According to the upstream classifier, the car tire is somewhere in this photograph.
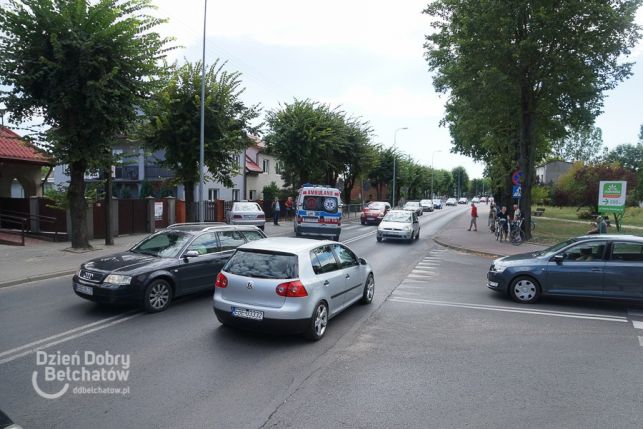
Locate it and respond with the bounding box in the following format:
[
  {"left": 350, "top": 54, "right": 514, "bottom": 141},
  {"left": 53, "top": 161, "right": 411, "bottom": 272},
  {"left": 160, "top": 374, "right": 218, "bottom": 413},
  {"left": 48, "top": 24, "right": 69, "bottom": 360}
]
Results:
[
  {"left": 333, "top": 234, "right": 340, "bottom": 241},
  {"left": 143, "top": 279, "right": 173, "bottom": 313},
  {"left": 509, "top": 276, "right": 541, "bottom": 304},
  {"left": 361, "top": 274, "right": 375, "bottom": 304},
  {"left": 415, "top": 229, "right": 420, "bottom": 240},
  {"left": 304, "top": 301, "right": 328, "bottom": 341},
  {"left": 361, "top": 220, "right": 366, "bottom": 225},
  {"left": 259, "top": 226, "right": 265, "bottom": 231},
  {"left": 376, "top": 236, "right": 382, "bottom": 242}
]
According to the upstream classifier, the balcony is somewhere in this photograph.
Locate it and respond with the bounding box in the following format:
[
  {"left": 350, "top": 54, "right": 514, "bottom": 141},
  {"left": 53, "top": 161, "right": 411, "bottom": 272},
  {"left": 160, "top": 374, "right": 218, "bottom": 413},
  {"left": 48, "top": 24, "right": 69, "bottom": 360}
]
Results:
[
  {"left": 144, "top": 166, "right": 175, "bottom": 179},
  {"left": 114, "top": 166, "right": 139, "bottom": 180}
]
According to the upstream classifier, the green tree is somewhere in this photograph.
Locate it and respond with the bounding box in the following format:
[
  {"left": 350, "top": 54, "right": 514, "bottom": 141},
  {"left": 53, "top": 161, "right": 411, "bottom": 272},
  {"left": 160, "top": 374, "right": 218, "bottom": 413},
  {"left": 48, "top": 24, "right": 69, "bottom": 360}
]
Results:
[
  {"left": 451, "top": 166, "right": 469, "bottom": 197},
  {"left": 424, "top": 0, "right": 642, "bottom": 238},
  {"left": 337, "top": 119, "right": 376, "bottom": 203},
  {"left": 551, "top": 125, "right": 607, "bottom": 163},
  {"left": 0, "top": 0, "right": 171, "bottom": 248},
  {"left": 366, "top": 146, "right": 397, "bottom": 202},
  {"left": 265, "top": 99, "right": 350, "bottom": 188},
  {"left": 141, "top": 60, "right": 260, "bottom": 221}
]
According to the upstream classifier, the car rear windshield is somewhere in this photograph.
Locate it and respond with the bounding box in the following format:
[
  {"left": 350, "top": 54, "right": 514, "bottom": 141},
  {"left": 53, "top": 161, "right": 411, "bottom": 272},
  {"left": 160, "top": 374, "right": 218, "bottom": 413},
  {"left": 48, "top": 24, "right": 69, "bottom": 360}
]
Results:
[
  {"left": 368, "top": 202, "right": 386, "bottom": 210},
  {"left": 234, "top": 203, "right": 261, "bottom": 211},
  {"left": 302, "top": 196, "right": 339, "bottom": 213},
  {"left": 224, "top": 250, "right": 298, "bottom": 279}
]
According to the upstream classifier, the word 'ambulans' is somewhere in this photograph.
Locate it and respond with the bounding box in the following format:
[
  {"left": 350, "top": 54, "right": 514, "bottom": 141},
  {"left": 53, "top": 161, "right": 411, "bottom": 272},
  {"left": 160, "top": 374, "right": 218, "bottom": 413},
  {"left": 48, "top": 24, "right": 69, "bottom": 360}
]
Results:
[{"left": 294, "top": 184, "right": 342, "bottom": 241}]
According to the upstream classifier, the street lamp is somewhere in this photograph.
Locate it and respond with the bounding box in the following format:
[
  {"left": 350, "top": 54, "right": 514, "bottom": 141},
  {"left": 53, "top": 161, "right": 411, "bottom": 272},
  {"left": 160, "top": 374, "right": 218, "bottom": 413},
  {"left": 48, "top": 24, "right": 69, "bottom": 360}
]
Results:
[
  {"left": 392, "top": 127, "right": 408, "bottom": 207},
  {"left": 431, "top": 150, "right": 442, "bottom": 200},
  {"left": 198, "top": 0, "right": 208, "bottom": 222}
]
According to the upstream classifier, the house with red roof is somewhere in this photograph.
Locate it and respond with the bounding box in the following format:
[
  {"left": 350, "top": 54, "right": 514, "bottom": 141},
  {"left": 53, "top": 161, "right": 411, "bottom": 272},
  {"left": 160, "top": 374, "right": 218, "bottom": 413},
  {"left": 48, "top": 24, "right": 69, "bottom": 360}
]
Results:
[
  {"left": 244, "top": 137, "right": 285, "bottom": 200},
  {"left": 0, "top": 127, "right": 52, "bottom": 198}
]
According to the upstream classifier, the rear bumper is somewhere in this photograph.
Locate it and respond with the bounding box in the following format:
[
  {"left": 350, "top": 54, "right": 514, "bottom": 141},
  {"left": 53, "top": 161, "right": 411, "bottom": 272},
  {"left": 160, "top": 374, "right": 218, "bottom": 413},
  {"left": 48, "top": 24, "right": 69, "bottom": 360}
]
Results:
[
  {"left": 214, "top": 308, "right": 309, "bottom": 334},
  {"left": 230, "top": 219, "right": 265, "bottom": 227},
  {"left": 295, "top": 224, "right": 340, "bottom": 237}
]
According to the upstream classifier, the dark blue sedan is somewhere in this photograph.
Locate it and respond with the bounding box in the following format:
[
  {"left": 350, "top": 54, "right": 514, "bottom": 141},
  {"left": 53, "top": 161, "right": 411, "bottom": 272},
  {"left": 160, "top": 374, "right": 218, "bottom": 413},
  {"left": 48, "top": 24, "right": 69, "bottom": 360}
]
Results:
[{"left": 487, "top": 235, "right": 643, "bottom": 303}]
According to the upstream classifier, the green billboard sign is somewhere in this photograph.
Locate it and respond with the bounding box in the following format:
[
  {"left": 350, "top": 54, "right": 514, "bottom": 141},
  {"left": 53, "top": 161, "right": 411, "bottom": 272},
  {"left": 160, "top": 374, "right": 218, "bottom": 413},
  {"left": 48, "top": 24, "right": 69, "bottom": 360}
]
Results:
[{"left": 598, "top": 181, "right": 627, "bottom": 214}]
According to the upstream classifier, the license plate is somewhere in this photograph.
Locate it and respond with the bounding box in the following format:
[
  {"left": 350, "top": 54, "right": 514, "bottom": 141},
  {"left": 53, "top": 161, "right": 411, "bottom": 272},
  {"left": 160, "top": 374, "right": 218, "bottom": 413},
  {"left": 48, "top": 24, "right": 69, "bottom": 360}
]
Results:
[
  {"left": 367, "top": 217, "right": 375, "bottom": 220},
  {"left": 231, "top": 307, "right": 263, "bottom": 320},
  {"left": 75, "top": 284, "right": 93, "bottom": 295},
  {"left": 303, "top": 217, "right": 318, "bottom": 223},
  {"left": 244, "top": 215, "right": 254, "bottom": 219}
]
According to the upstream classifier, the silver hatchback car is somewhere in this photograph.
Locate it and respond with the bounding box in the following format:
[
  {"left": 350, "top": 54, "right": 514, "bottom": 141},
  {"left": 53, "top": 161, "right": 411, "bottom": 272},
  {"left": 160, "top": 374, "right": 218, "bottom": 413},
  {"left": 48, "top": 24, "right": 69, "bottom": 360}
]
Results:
[
  {"left": 226, "top": 202, "right": 266, "bottom": 230},
  {"left": 213, "top": 237, "right": 374, "bottom": 340}
]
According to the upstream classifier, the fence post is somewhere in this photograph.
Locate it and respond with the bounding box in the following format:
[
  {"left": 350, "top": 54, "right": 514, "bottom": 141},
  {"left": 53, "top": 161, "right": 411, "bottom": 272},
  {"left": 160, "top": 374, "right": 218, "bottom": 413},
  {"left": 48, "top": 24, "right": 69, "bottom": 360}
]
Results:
[
  {"left": 145, "top": 196, "right": 155, "bottom": 233},
  {"left": 216, "top": 199, "right": 225, "bottom": 222},
  {"left": 111, "top": 197, "right": 119, "bottom": 237},
  {"left": 165, "top": 196, "right": 176, "bottom": 225},
  {"left": 29, "top": 196, "right": 40, "bottom": 233}
]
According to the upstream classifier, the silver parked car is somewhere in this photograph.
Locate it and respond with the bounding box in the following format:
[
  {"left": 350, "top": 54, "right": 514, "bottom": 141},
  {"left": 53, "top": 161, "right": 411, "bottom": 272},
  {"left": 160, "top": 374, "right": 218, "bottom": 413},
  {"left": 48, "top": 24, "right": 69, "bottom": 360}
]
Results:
[
  {"left": 403, "top": 200, "right": 423, "bottom": 216},
  {"left": 376, "top": 210, "right": 420, "bottom": 243},
  {"left": 419, "top": 199, "right": 434, "bottom": 212},
  {"left": 213, "top": 237, "right": 374, "bottom": 340},
  {"left": 226, "top": 202, "right": 265, "bottom": 230}
]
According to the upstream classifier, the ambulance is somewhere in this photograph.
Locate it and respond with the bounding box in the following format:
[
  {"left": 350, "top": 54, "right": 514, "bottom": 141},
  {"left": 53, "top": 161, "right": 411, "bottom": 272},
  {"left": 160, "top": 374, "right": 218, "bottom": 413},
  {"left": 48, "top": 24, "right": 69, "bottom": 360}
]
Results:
[{"left": 294, "top": 184, "right": 343, "bottom": 241}]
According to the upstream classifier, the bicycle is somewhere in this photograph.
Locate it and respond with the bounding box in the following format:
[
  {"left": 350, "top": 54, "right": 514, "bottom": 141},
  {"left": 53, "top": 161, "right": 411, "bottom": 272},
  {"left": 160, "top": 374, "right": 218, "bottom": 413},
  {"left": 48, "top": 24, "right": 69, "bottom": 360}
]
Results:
[
  {"left": 496, "top": 218, "right": 508, "bottom": 241},
  {"left": 510, "top": 219, "right": 526, "bottom": 245}
]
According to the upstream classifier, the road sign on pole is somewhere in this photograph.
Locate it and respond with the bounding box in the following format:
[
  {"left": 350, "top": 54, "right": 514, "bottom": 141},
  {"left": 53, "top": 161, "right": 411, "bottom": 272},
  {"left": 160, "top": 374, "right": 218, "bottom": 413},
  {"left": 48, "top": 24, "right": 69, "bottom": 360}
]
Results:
[
  {"left": 512, "top": 185, "right": 522, "bottom": 198},
  {"left": 598, "top": 181, "right": 627, "bottom": 214}
]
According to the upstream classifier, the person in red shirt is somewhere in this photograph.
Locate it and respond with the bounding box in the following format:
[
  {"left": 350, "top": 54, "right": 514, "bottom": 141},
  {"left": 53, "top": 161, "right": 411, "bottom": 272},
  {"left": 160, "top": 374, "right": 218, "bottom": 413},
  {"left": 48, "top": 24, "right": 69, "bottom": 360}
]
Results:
[{"left": 468, "top": 202, "right": 478, "bottom": 231}]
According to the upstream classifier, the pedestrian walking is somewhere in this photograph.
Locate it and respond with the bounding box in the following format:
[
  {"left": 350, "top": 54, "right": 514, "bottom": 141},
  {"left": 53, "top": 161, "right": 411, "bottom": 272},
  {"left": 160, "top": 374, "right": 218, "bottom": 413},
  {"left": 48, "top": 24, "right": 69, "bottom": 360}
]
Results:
[
  {"left": 467, "top": 202, "right": 478, "bottom": 231},
  {"left": 285, "top": 196, "right": 293, "bottom": 221},
  {"left": 271, "top": 197, "right": 281, "bottom": 225}
]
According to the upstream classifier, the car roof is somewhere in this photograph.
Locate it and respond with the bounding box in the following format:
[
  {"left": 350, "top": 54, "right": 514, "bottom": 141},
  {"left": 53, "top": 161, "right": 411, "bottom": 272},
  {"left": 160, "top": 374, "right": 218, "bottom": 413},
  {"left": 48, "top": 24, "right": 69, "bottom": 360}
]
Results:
[
  {"left": 574, "top": 234, "right": 643, "bottom": 243},
  {"left": 238, "top": 237, "right": 336, "bottom": 253},
  {"left": 166, "top": 223, "right": 260, "bottom": 233}
]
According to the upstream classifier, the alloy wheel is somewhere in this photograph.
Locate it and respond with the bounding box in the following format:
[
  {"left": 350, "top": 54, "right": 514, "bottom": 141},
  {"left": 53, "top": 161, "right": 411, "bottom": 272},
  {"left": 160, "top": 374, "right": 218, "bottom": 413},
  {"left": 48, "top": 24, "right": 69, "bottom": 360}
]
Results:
[
  {"left": 314, "top": 304, "right": 328, "bottom": 337},
  {"left": 149, "top": 282, "right": 170, "bottom": 310}
]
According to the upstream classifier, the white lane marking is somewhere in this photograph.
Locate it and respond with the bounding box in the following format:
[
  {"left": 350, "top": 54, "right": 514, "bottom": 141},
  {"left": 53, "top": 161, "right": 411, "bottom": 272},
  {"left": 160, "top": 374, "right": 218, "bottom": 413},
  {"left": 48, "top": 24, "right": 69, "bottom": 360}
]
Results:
[
  {"left": 398, "top": 285, "right": 425, "bottom": 289},
  {"left": 342, "top": 231, "right": 376, "bottom": 244},
  {"left": 393, "top": 290, "right": 420, "bottom": 296},
  {"left": 416, "top": 262, "right": 439, "bottom": 267},
  {"left": 408, "top": 274, "right": 433, "bottom": 279},
  {"left": 632, "top": 321, "right": 643, "bottom": 330},
  {"left": 639, "top": 336, "right": 643, "bottom": 347},
  {"left": 412, "top": 270, "right": 434, "bottom": 275},
  {"left": 0, "top": 311, "right": 142, "bottom": 365},
  {"left": 401, "top": 279, "right": 426, "bottom": 284},
  {"left": 388, "top": 297, "right": 629, "bottom": 323},
  {"left": 412, "top": 267, "right": 435, "bottom": 272},
  {"left": 342, "top": 225, "right": 362, "bottom": 231}
]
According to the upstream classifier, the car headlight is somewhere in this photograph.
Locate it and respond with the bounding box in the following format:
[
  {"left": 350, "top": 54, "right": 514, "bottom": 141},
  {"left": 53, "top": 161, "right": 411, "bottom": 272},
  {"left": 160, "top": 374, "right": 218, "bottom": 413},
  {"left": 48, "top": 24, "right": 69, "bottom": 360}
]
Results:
[
  {"left": 104, "top": 274, "right": 132, "bottom": 285},
  {"left": 404, "top": 225, "right": 412, "bottom": 231},
  {"left": 493, "top": 265, "right": 508, "bottom": 273}
]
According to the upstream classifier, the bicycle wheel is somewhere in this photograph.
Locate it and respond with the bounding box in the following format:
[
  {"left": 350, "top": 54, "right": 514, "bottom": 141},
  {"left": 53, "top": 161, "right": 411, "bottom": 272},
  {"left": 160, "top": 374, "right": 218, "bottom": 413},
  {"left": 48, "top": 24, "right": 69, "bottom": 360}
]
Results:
[
  {"left": 531, "top": 220, "right": 536, "bottom": 231},
  {"left": 512, "top": 229, "right": 526, "bottom": 246}
]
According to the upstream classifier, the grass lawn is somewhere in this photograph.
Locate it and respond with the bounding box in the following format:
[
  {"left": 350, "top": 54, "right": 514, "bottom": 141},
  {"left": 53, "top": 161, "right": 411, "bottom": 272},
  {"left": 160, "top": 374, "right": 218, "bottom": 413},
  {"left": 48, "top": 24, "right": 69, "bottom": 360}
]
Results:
[
  {"left": 531, "top": 217, "right": 643, "bottom": 245},
  {"left": 536, "top": 206, "right": 643, "bottom": 227}
]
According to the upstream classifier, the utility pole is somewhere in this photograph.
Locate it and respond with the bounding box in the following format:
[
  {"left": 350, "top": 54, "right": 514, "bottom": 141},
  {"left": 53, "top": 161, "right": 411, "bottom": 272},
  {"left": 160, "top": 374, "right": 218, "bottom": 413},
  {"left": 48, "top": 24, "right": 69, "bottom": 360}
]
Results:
[{"left": 198, "top": 0, "right": 208, "bottom": 222}]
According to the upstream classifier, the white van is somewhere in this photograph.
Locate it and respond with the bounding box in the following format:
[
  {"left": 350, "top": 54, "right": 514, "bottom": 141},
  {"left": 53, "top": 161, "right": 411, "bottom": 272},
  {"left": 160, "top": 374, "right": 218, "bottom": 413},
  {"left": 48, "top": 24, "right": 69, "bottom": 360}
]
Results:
[{"left": 294, "top": 185, "right": 342, "bottom": 240}]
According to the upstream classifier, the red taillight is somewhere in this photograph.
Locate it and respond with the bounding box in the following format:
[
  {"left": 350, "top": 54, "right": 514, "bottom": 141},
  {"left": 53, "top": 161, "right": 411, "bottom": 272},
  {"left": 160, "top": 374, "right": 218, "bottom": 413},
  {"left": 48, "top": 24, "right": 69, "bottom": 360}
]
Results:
[
  {"left": 275, "top": 280, "right": 308, "bottom": 297},
  {"left": 297, "top": 216, "right": 303, "bottom": 224},
  {"left": 215, "top": 273, "right": 228, "bottom": 288},
  {"left": 257, "top": 214, "right": 265, "bottom": 219},
  {"left": 233, "top": 215, "right": 242, "bottom": 219}
]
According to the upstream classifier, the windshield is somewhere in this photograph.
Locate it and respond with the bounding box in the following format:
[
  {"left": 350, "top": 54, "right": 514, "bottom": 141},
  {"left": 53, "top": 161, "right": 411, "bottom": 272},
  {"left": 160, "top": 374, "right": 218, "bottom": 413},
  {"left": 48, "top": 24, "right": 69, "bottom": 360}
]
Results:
[
  {"left": 404, "top": 202, "right": 419, "bottom": 208},
  {"left": 536, "top": 238, "right": 578, "bottom": 256},
  {"left": 224, "top": 250, "right": 298, "bottom": 279},
  {"left": 234, "top": 203, "right": 261, "bottom": 211},
  {"left": 130, "top": 231, "right": 192, "bottom": 258},
  {"left": 383, "top": 212, "right": 412, "bottom": 223},
  {"left": 367, "top": 202, "right": 386, "bottom": 210}
]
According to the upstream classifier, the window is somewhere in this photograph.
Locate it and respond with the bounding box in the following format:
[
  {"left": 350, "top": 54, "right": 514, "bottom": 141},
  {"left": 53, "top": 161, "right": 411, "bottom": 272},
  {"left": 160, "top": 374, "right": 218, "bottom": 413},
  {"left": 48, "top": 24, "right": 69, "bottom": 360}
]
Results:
[
  {"left": 332, "top": 244, "right": 358, "bottom": 269},
  {"left": 217, "top": 231, "right": 246, "bottom": 251},
  {"left": 275, "top": 161, "right": 282, "bottom": 174},
  {"left": 241, "top": 230, "right": 266, "bottom": 242},
  {"left": 208, "top": 188, "right": 219, "bottom": 201},
  {"left": 232, "top": 189, "right": 240, "bottom": 201},
  {"left": 610, "top": 242, "right": 643, "bottom": 262},
  {"left": 249, "top": 190, "right": 257, "bottom": 200},
  {"left": 263, "top": 159, "right": 270, "bottom": 173},
  {"left": 187, "top": 233, "right": 219, "bottom": 255},
  {"left": 131, "top": 231, "right": 191, "bottom": 258},
  {"left": 224, "top": 250, "right": 297, "bottom": 279},
  {"left": 559, "top": 241, "right": 607, "bottom": 262},
  {"left": 310, "top": 245, "right": 339, "bottom": 274}
]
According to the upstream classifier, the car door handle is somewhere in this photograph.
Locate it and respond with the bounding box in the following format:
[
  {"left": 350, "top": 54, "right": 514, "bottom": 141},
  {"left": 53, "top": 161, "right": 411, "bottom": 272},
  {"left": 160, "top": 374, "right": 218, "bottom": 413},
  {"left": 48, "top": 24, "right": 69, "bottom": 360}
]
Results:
[
  {"left": 323, "top": 280, "right": 330, "bottom": 286},
  {"left": 345, "top": 274, "right": 350, "bottom": 279},
  {"left": 591, "top": 268, "right": 602, "bottom": 272}
]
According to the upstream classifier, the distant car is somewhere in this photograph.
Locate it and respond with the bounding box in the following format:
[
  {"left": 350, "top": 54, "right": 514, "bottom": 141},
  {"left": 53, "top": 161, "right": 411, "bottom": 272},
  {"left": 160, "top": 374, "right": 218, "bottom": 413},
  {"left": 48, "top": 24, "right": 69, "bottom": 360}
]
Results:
[
  {"left": 360, "top": 201, "right": 391, "bottom": 225},
  {"left": 403, "top": 201, "right": 423, "bottom": 216},
  {"left": 479, "top": 197, "right": 487, "bottom": 203},
  {"left": 73, "top": 223, "right": 267, "bottom": 313},
  {"left": 445, "top": 198, "right": 457, "bottom": 206},
  {"left": 419, "top": 199, "right": 434, "bottom": 212},
  {"left": 213, "top": 237, "right": 374, "bottom": 340},
  {"left": 376, "top": 210, "right": 420, "bottom": 243},
  {"left": 471, "top": 197, "right": 480, "bottom": 203},
  {"left": 487, "top": 235, "right": 643, "bottom": 304},
  {"left": 226, "top": 202, "right": 265, "bottom": 231},
  {"left": 458, "top": 197, "right": 468, "bottom": 204},
  {"left": 432, "top": 199, "right": 443, "bottom": 209}
]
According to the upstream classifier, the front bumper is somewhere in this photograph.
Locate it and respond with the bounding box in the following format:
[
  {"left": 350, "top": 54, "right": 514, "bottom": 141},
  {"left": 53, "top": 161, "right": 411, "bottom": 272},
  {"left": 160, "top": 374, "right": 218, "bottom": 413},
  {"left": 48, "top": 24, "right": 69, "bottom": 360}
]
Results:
[
  {"left": 378, "top": 229, "right": 413, "bottom": 240},
  {"left": 486, "top": 271, "right": 508, "bottom": 293},
  {"left": 72, "top": 276, "right": 141, "bottom": 304}
]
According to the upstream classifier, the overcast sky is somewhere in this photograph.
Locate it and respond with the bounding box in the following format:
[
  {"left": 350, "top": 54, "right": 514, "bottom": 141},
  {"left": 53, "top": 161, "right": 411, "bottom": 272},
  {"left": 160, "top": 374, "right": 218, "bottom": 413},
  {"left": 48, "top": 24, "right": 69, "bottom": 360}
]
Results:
[{"left": 4, "top": 1, "right": 642, "bottom": 179}]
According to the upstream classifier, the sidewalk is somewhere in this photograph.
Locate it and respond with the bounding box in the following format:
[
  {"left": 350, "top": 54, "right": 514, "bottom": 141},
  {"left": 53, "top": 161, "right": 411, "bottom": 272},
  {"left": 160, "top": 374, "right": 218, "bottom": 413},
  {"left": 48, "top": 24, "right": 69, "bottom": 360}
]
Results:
[
  {"left": 434, "top": 205, "right": 547, "bottom": 258},
  {"left": 0, "top": 233, "right": 149, "bottom": 288}
]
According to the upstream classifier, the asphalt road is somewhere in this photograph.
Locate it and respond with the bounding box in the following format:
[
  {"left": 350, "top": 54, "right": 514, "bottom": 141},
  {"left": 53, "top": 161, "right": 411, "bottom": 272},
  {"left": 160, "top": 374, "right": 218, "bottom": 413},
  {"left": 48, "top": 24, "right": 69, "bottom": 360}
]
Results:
[{"left": 1, "top": 205, "right": 642, "bottom": 428}]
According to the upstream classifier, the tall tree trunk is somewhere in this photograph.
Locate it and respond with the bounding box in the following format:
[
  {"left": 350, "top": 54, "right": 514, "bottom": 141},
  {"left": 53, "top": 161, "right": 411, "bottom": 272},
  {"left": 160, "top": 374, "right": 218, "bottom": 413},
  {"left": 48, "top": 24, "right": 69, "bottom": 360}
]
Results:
[
  {"left": 519, "top": 88, "right": 536, "bottom": 240},
  {"left": 68, "top": 160, "right": 90, "bottom": 249},
  {"left": 104, "top": 167, "right": 113, "bottom": 245},
  {"left": 184, "top": 181, "right": 195, "bottom": 222}
]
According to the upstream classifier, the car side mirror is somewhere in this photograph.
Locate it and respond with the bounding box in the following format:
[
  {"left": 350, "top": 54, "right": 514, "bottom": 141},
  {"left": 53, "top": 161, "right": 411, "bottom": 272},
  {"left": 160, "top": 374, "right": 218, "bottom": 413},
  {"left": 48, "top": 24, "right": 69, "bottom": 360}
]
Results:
[
  {"left": 359, "top": 257, "right": 367, "bottom": 266},
  {"left": 553, "top": 254, "right": 564, "bottom": 264},
  {"left": 184, "top": 250, "right": 200, "bottom": 259}
]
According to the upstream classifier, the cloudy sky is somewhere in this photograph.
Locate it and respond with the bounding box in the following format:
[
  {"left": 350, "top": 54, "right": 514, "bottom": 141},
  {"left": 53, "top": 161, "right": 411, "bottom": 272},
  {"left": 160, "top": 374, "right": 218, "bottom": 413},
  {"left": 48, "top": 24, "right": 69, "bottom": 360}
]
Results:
[{"left": 4, "top": 1, "right": 642, "bottom": 179}]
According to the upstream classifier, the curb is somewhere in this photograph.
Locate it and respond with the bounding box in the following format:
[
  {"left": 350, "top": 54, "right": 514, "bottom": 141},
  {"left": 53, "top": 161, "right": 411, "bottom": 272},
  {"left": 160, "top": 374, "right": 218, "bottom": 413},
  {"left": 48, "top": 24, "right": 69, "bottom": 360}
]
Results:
[
  {"left": 433, "top": 237, "right": 505, "bottom": 259},
  {"left": 0, "top": 270, "right": 77, "bottom": 289}
]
